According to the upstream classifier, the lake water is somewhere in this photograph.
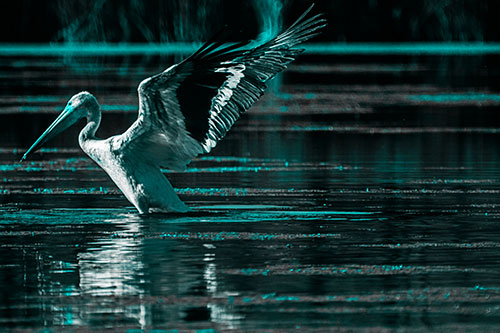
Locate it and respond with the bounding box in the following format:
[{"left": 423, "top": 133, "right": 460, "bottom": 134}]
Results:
[{"left": 2, "top": 51, "right": 500, "bottom": 330}]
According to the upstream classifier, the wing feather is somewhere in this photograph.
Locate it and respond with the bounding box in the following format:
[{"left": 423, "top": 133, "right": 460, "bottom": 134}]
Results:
[{"left": 116, "top": 4, "right": 326, "bottom": 169}]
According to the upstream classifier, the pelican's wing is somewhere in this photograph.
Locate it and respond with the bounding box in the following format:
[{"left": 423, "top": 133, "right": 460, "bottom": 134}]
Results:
[{"left": 117, "top": 5, "right": 325, "bottom": 169}]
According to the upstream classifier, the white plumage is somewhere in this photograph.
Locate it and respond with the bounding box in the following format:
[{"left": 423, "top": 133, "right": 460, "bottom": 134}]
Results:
[{"left": 21, "top": 5, "right": 326, "bottom": 213}]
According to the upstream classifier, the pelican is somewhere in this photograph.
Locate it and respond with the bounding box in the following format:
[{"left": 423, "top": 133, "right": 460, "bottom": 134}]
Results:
[{"left": 20, "top": 5, "right": 325, "bottom": 214}]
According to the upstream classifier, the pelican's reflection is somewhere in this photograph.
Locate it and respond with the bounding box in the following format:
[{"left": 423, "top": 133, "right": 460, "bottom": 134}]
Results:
[
  {"left": 202, "top": 244, "right": 244, "bottom": 328},
  {"left": 77, "top": 230, "right": 143, "bottom": 295},
  {"left": 59, "top": 213, "right": 246, "bottom": 328},
  {"left": 76, "top": 214, "right": 149, "bottom": 327}
]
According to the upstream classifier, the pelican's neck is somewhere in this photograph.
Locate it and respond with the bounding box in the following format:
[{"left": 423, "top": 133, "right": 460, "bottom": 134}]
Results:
[{"left": 78, "top": 104, "right": 102, "bottom": 145}]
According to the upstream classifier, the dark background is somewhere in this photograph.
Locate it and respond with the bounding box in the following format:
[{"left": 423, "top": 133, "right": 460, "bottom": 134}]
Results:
[{"left": 0, "top": 0, "right": 498, "bottom": 43}]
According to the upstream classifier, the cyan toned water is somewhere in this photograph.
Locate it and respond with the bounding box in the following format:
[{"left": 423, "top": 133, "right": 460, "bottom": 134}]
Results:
[{"left": 2, "top": 52, "right": 500, "bottom": 330}]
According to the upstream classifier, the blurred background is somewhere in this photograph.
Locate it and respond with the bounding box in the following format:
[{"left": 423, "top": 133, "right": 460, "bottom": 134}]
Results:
[{"left": 0, "top": 0, "right": 497, "bottom": 43}]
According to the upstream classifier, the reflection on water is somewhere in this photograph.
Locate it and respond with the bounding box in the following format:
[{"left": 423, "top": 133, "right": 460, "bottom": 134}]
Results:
[
  {"left": 3, "top": 205, "right": 500, "bottom": 329},
  {"left": 2, "top": 53, "right": 500, "bottom": 330}
]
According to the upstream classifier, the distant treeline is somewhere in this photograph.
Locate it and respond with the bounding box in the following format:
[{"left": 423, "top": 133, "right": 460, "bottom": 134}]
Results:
[{"left": 2, "top": 0, "right": 497, "bottom": 43}]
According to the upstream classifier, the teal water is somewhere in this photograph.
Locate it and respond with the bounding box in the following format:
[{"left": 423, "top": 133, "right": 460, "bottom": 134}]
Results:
[{"left": 2, "top": 51, "right": 500, "bottom": 330}]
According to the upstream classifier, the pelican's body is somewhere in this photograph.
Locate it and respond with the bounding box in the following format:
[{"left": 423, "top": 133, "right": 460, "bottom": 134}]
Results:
[
  {"left": 81, "top": 137, "right": 189, "bottom": 213},
  {"left": 79, "top": 105, "right": 192, "bottom": 213},
  {"left": 21, "top": 6, "right": 325, "bottom": 214}
]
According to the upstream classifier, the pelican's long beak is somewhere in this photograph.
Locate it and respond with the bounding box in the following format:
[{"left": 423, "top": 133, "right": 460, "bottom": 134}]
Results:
[{"left": 20, "top": 106, "right": 81, "bottom": 161}]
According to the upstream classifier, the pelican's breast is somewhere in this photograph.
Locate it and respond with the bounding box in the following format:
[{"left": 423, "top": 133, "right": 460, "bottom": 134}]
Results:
[
  {"left": 79, "top": 138, "right": 113, "bottom": 169},
  {"left": 80, "top": 138, "right": 138, "bottom": 203}
]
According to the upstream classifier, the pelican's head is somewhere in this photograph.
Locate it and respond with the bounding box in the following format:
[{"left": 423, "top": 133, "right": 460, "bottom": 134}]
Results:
[{"left": 20, "top": 91, "right": 99, "bottom": 161}]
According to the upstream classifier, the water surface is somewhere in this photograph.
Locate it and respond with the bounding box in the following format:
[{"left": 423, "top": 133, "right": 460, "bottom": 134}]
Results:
[{"left": 2, "top": 52, "right": 500, "bottom": 330}]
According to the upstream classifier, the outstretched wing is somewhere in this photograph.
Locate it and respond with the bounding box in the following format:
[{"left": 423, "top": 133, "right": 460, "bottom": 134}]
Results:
[{"left": 116, "top": 4, "right": 326, "bottom": 170}]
